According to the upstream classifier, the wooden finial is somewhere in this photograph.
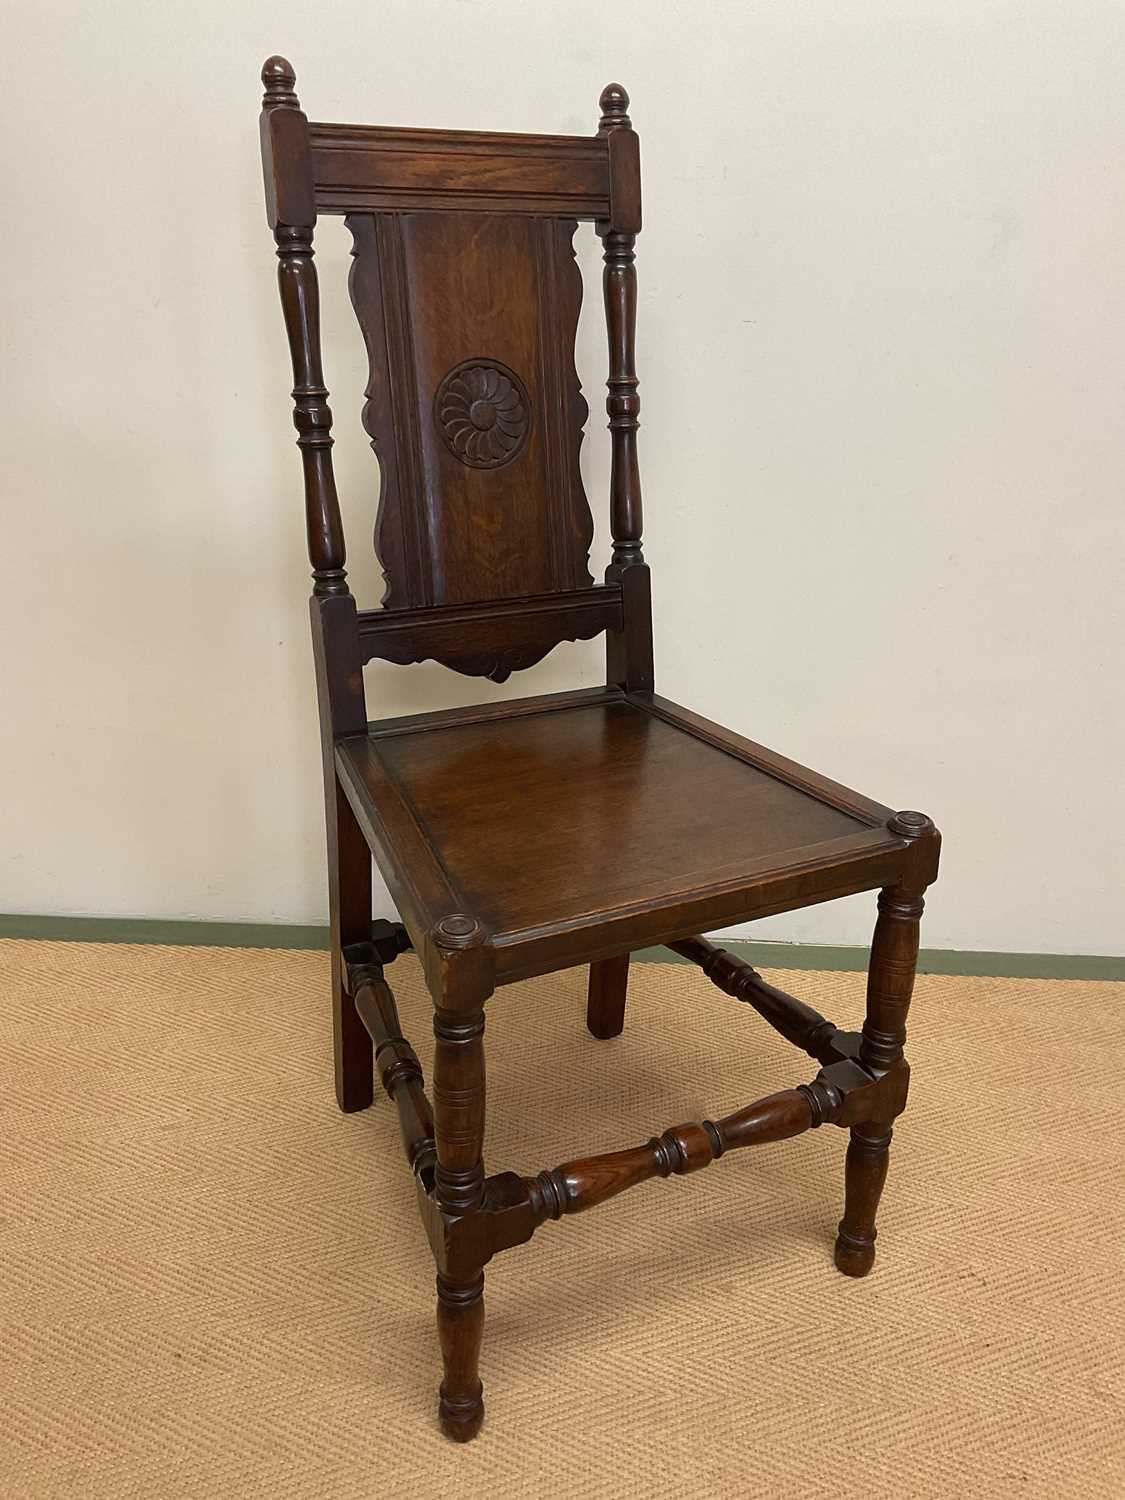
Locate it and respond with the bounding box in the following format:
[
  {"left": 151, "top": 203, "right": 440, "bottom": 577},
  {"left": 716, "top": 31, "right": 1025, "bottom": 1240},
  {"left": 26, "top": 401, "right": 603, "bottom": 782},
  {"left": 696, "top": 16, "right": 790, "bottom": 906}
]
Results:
[
  {"left": 433, "top": 914, "right": 484, "bottom": 951},
  {"left": 888, "top": 810, "right": 935, "bottom": 839},
  {"left": 598, "top": 82, "right": 631, "bottom": 131},
  {"left": 261, "top": 55, "right": 299, "bottom": 108}
]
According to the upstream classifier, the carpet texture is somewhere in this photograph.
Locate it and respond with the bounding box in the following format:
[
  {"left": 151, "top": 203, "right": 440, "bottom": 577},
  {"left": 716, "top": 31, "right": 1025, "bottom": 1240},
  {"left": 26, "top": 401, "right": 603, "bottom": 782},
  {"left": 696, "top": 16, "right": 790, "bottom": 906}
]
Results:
[{"left": 2, "top": 938, "right": 1122, "bottom": 1498}]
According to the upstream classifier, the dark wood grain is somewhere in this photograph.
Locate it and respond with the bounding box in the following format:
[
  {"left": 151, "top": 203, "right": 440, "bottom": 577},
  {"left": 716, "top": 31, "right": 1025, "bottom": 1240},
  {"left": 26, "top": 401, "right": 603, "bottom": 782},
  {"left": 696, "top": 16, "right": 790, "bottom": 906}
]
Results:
[
  {"left": 310, "top": 594, "right": 372, "bottom": 1114},
  {"left": 670, "top": 935, "right": 839, "bottom": 1061},
  {"left": 606, "top": 559, "right": 654, "bottom": 691},
  {"left": 527, "top": 1091, "right": 814, "bottom": 1219},
  {"left": 525, "top": 1051, "right": 908, "bottom": 1224},
  {"left": 346, "top": 210, "right": 594, "bottom": 627},
  {"left": 436, "top": 1271, "right": 485, "bottom": 1442},
  {"left": 258, "top": 58, "right": 942, "bottom": 1442},
  {"left": 339, "top": 692, "right": 906, "bottom": 983},
  {"left": 836, "top": 812, "right": 940, "bottom": 1277},
  {"left": 262, "top": 59, "right": 374, "bottom": 1110},
  {"left": 365, "top": 684, "right": 622, "bottom": 738},
  {"left": 586, "top": 953, "right": 630, "bottom": 1039},
  {"left": 261, "top": 61, "right": 346, "bottom": 601},
  {"left": 433, "top": 1007, "right": 487, "bottom": 1439},
  {"left": 596, "top": 85, "right": 651, "bottom": 693},
  {"left": 310, "top": 122, "right": 611, "bottom": 217},
  {"left": 600, "top": 224, "right": 642, "bottom": 572},
  {"left": 349, "top": 959, "right": 436, "bottom": 1182},
  {"left": 599, "top": 84, "right": 642, "bottom": 235},
  {"left": 835, "top": 1123, "right": 893, "bottom": 1278},
  {"left": 356, "top": 586, "right": 621, "bottom": 682}
]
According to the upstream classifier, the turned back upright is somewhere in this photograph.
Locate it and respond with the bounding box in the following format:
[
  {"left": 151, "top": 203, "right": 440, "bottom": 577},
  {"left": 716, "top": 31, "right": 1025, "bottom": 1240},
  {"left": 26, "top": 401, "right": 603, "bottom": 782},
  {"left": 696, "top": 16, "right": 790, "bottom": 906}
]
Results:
[{"left": 259, "top": 58, "right": 650, "bottom": 687}]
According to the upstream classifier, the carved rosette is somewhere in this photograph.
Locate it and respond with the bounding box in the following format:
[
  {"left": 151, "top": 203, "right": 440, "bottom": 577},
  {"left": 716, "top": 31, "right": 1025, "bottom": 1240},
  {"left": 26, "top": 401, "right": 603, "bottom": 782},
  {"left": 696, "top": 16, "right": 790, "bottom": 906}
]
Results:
[{"left": 434, "top": 360, "right": 530, "bottom": 469}]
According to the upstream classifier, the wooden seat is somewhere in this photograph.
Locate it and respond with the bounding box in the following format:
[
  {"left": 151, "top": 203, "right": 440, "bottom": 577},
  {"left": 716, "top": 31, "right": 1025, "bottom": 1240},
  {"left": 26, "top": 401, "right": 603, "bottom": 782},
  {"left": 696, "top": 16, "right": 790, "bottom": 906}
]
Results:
[
  {"left": 337, "top": 687, "right": 912, "bottom": 983},
  {"left": 258, "top": 56, "right": 941, "bottom": 1444}
]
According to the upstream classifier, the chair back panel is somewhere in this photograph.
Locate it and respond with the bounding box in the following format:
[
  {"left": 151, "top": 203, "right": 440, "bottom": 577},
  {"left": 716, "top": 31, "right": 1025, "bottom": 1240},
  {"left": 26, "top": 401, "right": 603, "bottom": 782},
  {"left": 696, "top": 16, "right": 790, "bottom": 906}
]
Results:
[
  {"left": 345, "top": 208, "right": 594, "bottom": 609},
  {"left": 260, "top": 57, "right": 648, "bottom": 689}
]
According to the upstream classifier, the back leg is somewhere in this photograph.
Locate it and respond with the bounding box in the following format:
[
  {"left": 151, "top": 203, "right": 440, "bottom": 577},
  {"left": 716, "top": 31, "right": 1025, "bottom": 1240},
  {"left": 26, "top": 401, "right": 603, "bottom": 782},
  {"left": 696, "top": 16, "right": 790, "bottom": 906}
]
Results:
[
  {"left": 329, "top": 777, "right": 374, "bottom": 1112},
  {"left": 586, "top": 954, "right": 630, "bottom": 1039}
]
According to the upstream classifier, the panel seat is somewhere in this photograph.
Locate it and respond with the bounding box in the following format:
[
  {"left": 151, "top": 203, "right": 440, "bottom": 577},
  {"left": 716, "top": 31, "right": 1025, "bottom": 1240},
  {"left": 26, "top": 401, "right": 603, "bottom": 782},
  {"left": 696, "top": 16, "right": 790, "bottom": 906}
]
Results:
[{"left": 335, "top": 687, "right": 912, "bottom": 983}]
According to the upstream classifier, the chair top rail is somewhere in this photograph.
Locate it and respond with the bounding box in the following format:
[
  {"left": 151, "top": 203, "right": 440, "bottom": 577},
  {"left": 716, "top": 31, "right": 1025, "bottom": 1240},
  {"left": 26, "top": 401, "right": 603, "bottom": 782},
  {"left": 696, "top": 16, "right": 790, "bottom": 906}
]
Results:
[{"left": 307, "top": 120, "right": 612, "bottom": 218}]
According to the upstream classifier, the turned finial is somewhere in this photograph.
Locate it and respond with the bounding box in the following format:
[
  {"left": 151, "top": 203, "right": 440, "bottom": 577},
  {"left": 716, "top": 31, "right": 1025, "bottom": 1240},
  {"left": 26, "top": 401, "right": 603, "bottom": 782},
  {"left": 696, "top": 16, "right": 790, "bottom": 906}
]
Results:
[
  {"left": 599, "top": 82, "right": 631, "bottom": 131},
  {"left": 888, "top": 810, "right": 935, "bottom": 839},
  {"left": 261, "top": 55, "right": 299, "bottom": 108},
  {"left": 433, "top": 914, "right": 484, "bottom": 951}
]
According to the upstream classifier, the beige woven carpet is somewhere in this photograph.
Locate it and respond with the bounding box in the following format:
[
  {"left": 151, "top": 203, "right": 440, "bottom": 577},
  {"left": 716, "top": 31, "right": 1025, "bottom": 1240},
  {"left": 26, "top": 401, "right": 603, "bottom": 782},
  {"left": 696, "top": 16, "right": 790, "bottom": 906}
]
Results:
[{"left": 2, "top": 939, "right": 1123, "bottom": 1498}]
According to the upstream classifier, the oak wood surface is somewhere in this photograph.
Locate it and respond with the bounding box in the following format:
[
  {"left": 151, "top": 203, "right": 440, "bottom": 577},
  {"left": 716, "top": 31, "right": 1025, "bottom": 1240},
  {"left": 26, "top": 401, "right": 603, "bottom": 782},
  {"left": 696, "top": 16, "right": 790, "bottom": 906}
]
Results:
[
  {"left": 309, "top": 121, "right": 611, "bottom": 218},
  {"left": 355, "top": 586, "right": 621, "bottom": 681},
  {"left": 347, "top": 211, "right": 594, "bottom": 629},
  {"left": 335, "top": 689, "right": 910, "bottom": 982},
  {"left": 258, "top": 56, "right": 941, "bottom": 1443},
  {"left": 835, "top": 811, "right": 938, "bottom": 1277},
  {"left": 371, "top": 696, "right": 870, "bottom": 931},
  {"left": 350, "top": 963, "right": 436, "bottom": 1182},
  {"left": 586, "top": 953, "right": 630, "bottom": 1039},
  {"left": 668, "top": 935, "right": 839, "bottom": 1061}
]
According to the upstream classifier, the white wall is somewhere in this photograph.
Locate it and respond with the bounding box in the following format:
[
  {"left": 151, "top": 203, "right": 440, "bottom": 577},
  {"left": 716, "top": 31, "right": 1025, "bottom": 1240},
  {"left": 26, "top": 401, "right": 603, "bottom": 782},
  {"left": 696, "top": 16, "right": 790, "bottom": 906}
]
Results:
[{"left": 2, "top": 2, "right": 1122, "bottom": 955}]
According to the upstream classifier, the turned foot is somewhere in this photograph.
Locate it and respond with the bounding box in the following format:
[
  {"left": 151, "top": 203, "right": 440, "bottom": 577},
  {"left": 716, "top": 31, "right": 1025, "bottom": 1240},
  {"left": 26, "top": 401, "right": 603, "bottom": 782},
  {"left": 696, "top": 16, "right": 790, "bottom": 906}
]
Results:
[
  {"left": 834, "top": 1227, "right": 877, "bottom": 1278},
  {"left": 834, "top": 1122, "right": 891, "bottom": 1277},
  {"left": 437, "top": 1272, "right": 485, "bottom": 1441},
  {"left": 439, "top": 1386, "right": 484, "bottom": 1443}
]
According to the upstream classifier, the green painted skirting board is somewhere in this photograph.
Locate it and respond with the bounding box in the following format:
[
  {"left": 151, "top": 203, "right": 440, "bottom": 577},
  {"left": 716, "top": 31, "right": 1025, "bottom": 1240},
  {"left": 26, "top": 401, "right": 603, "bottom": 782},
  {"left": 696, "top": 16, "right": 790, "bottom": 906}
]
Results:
[{"left": 1, "top": 914, "right": 1121, "bottom": 981}]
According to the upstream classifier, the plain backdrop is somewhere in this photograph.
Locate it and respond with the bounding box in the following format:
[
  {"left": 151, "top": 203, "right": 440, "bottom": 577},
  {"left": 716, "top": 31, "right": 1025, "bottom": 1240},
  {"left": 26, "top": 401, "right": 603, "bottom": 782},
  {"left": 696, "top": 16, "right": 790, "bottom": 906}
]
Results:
[{"left": 2, "top": 1, "right": 1122, "bottom": 955}]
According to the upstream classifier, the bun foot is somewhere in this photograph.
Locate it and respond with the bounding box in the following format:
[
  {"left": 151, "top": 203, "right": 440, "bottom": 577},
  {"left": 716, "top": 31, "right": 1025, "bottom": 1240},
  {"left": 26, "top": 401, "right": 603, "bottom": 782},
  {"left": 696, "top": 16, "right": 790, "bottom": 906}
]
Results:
[
  {"left": 834, "top": 1226, "right": 876, "bottom": 1277},
  {"left": 439, "top": 1384, "right": 484, "bottom": 1442}
]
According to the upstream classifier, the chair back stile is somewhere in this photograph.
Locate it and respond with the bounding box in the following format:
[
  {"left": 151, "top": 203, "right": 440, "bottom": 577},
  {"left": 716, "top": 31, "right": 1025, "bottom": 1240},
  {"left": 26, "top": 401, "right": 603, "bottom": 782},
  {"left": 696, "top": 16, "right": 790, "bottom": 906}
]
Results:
[{"left": 259, "top": 57, "right": 652, "bottom": 701}]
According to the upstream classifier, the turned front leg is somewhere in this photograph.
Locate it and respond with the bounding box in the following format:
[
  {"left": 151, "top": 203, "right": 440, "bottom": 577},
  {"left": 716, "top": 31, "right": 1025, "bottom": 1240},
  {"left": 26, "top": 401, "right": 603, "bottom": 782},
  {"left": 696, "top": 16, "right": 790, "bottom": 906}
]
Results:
[
  {"left": 836, "top": 811, "right": 939, "bottom": 1277},
  {"left": 432, "top": 1006, "right": 486, "bottom": 1441}
]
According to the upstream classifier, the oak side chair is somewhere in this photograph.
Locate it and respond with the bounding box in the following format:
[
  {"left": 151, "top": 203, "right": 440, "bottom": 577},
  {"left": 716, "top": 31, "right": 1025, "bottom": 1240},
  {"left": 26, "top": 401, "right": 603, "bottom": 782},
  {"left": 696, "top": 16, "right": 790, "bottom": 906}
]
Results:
[{"left": 258, "top": 56, "right": 941, "bottom": 1442}]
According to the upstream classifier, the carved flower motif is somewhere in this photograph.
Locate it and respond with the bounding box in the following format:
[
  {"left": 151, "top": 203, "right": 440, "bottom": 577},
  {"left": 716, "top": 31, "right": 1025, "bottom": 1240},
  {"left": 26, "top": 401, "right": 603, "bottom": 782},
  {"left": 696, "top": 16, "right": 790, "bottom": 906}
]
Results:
[{"left": 435, "top": 360, "right": 530, "bottom": 469}]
